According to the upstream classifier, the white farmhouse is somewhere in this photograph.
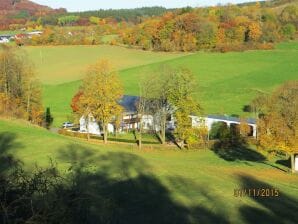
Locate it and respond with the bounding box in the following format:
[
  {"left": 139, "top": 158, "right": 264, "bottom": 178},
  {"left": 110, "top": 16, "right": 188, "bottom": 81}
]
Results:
[{"left": 79, "top": 95, "right": 155, "bottom": 135}]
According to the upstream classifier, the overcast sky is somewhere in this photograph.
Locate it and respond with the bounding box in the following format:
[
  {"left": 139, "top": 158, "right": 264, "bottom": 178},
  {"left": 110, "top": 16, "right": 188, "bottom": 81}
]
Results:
[{"left": 32, "top": 0, "right": 257, "bottom": 12}]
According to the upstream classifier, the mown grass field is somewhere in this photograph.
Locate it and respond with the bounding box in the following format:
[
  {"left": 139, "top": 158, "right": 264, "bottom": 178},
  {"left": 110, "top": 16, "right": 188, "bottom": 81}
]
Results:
[
  {"left": 25, "top": 45, "right": 187, "bottom": 84},
  {"left": 33, "top": 42, "right": 298, "bottom": 126},
  {"left": 0, "top": 118, "right": 297, "bottom": 223}
]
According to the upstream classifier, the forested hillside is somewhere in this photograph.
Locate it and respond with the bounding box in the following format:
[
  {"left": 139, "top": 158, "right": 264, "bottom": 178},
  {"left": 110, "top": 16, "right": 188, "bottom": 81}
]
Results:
[
  {"left": 69, "top": 7, "right": 172, "bottom": 23},
  {"left": 1, "top": 0, "right": 297, "bottom": 52},
  {"left": 121, "top": 1, "right": 298, "bottom": 51},
  {"left": 0, "top": 0, "right": 66, "bottom": 30},
  {"left": 0, "top": 0, "right": 50, "bottom": 11}
]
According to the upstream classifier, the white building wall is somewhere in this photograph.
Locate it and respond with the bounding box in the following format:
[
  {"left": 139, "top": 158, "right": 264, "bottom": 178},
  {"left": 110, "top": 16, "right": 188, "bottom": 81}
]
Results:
[
  {"left": 107, "top": 123, "right": 114, "bottom": 133},
  {"left": 190, "top": 116, "right": 257, "bottom": 138},
  {"left": 140, "top": 115, "right": 153, "bottom": 129},
  {"left": 79, "top": 116, "right": 101, "bottom": 135},
  {"left": 80, "top": 116, "right": 116, "bottom": 135},
  {"left": 295, "top": 155, "right": 298, "bottom": 172}
]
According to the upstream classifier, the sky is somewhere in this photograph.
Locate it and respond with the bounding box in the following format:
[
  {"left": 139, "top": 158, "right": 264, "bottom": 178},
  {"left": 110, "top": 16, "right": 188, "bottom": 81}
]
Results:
[{"left": 32, "top": 0, "right": 257, "bottom": 12}]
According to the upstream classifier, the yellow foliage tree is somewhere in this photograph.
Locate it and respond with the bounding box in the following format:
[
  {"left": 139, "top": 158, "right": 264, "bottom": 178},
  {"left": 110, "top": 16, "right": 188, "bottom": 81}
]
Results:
[
  {"left": 78, "top": 59, "right": 124, "bottom": 143},
  {"left": 248, "top": 22, "right": 262, "bottom": 41},
  {"left": 239, "top": 118, "right": 251, "bottom": 137},
  {"left": 257, "top": 81, "right": 298, "bottom": 172}
]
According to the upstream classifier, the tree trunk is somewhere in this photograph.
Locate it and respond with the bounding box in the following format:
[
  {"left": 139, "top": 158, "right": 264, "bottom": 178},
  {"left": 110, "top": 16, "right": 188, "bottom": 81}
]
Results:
[
  {"left": 139, "top": 122, "right": 143, "bottom": 150},
  {"left": 86, "top": 116, "right": 90, "bottom": 141},
  {"left": 161, "top": 121, "right": 166, "bottom": 145},
  {"left": 115, "top": 128, "right": 118, "bottom": 138},
  {"left": 103, "top": 123, "right": 108, "bottom": 144},
  {"left": 139, "top": 131, "right": 142, "bottom": 150}
]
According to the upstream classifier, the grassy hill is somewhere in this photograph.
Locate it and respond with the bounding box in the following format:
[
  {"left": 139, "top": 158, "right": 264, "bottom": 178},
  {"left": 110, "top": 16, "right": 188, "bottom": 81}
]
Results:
[
  {"left": 120, "top": 42, "right": 298, "bottom": 116},
  {"left": 0, "top": 118, "right": 298, "bottom": 223},
  {"left": 35, "top": 42, "right": 298, "bottom": 126},
  {"left": 26, "top": 45, "right": 187, "bottom": 84}
]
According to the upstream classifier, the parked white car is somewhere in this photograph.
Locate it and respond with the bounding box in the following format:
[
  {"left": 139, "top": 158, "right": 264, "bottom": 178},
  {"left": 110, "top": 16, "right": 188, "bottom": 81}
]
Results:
[
  {"left": 0, "top": 38, "right": 9, "bottom": 44},
  {"left": 62, "top": 122, "right": 74, "bottom": 128}
]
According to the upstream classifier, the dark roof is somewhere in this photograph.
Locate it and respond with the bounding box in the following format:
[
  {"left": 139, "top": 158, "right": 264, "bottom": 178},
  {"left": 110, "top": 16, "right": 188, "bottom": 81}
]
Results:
[
  {"left": 207, "top": 115, "right": 256, "bottom": 124},
  {"left": 118, "top": 95, "right": 139, "bottom": 113},
  {"left": 0, "top": 34, "right": 13, "bottom": 38}
]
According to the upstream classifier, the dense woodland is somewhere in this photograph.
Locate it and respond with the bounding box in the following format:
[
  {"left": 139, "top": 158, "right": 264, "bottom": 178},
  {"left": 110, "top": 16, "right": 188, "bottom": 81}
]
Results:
[
  {"left": 0, "top": 0, "right": 297, "bottom": 52},
  {"left": 120, "top": 1, "right": 298, "bottom": 51}
]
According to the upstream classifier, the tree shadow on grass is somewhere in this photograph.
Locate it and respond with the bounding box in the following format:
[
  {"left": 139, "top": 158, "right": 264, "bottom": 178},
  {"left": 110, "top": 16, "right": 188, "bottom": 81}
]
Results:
[
  {"left": 211, "top": 143, "right": 266, "bottom": 162},
  {"left": 238, "top": 174, "right": 298, "bottom": 224},
  {"left": 276, "top": 157, "right": 291, "bottom": 169},
  {"left": 0, "top": 132, "right": 22, "bottom": 175},
  {"left": 6, "top": 135, "right": 287, "bottom": 223},
  {"left": 57, "top": 145, "right": 190, "bottom": 223},
  {"left": 167, "top": 176, "right": 229, "bottom": 224},
  {"left": 56, "top": 144, "right": 230, "bottom": 224},
  {"left": 210, "top": 123, "right": 266, "bottom": 163}
]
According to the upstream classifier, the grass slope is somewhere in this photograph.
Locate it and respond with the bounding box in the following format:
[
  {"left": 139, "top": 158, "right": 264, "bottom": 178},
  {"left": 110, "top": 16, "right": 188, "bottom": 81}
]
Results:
[
  {"left": 120, "top": 42, "right": 298, "bottom": 116},
  {"left": 41, "top": 42, "right": 298, "bottom": 126},
  {"left": 0, "top": 118, "right": 298, "bottom": 223},
  {"left": 25, "top": 45, "right": 187, "bottom": 84}
]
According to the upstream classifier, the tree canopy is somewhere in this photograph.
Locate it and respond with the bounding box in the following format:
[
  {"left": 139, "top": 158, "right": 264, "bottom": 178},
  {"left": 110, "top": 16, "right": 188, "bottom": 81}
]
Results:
[
  {"left": 75, "top": 59, "right": 124, "bottom": 143},
  {"left": 0, "top": 46, "right": 43, "bottom": 124}
]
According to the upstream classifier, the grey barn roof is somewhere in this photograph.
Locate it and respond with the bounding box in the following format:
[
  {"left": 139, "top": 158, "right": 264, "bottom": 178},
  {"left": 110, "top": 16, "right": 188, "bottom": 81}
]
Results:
[
  {"left": 207, "top": 115, "right": 256, "bottom": 125},
  {"left": 118, "top": 95, "right": 139, "bottom": 113},
  {"left": 117, "top": 96, "right": 257, "bottom": 125}
]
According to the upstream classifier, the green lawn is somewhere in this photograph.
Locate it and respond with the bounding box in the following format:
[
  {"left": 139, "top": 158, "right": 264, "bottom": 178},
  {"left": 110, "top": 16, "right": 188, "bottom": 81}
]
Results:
[
  {"left": 0, "top": 30, "right": 22, "bottom": 35},
  {"left": 39, "top": 42, "right": 298, "bottom": 126},
  {"left": 1, "top": 118, "right": 297, "bottom": 223}
]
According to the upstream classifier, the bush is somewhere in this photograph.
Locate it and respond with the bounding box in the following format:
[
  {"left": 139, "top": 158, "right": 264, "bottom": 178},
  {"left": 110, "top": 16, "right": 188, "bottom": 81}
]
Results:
[
  {"left": 58, "top": 129, "right": 88, "bottom": 139},
  {"left": 281, "top": 24, "right": 296, "bottom": 40},
  {"left": 214, "top": 42, "right": 274, "bottom": 53}
]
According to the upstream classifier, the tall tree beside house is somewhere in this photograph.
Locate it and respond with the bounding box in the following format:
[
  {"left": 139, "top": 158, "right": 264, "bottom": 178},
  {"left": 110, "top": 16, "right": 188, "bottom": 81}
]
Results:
[
  {"left": 137, "top": 83, "right": 146, "bottom": 149},
  {"left": 0, "top": 46, "right": 43, "bottom": 124},
  {"left": 76, "top": 59, "right": 124, "bottom": 143},
  {"left": 144, "top": 66, "right": 201, "bottom": 147},
  {"left": 166, "top": 68, "right": 202, "bottom": 148},
  {"left": 137, "top": 78, "right": 156, "bottom": 149},
  {"left": 143, "top": 66, "right": 175, "bottom": 145},
  {"left": 256, "top": 81, "right": 298, "bottom": 172}
]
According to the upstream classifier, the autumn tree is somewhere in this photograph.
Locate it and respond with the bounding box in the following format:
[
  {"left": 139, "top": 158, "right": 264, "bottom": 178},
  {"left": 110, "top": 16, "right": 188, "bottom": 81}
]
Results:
[
  {"left": 247, "top": 22, "right": 262, "bottom": 42},
  {"left": 136, "top": 82, "right": 149, "bottom": 149},
  {"left": 0, "top": 46, "right": 43, "bottom": 124},
  {"left": 256, "top": 81, "right": 298, "bottom": 172},
  {"left": 239, "top": 118, "right": 251, "bottom": 137},
  {"left": 58, "top": 15, "right": 80, "bottom": 26},
  {"left": 281, "top": 24, "right": 296, "bottom": 40},
  {"left": 142, "top": 66, "right": 176, "bottom": 145},
  {"left": 166, "top": 68, "right": 202, "bottom": 148},
  {"left": 142, "top": 66, "right": 201, "bottom": 148},
  {"left": 71, "top": 90, "right": 83, "bottom": 113},
  {"left": 280, "top": 5, "right": 298, "bottom": 28},
  {"left": 76, "top": 59, "right": 124, "bottom": 143}
]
